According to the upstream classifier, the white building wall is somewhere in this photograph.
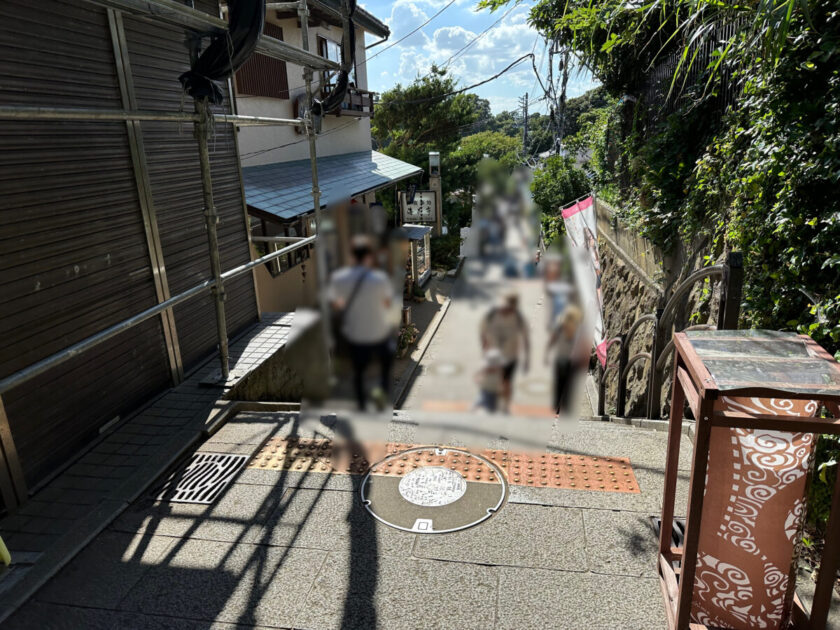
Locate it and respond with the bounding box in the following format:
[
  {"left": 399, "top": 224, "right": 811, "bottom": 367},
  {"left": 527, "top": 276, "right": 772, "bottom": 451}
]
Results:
[{"left": 236, "top": 19, "right": 373, "bottom": 166}]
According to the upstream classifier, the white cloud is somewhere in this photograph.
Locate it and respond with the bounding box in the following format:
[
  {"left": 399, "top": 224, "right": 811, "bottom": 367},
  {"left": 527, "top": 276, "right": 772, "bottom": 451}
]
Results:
[{"left": 385, "top": 0, "right": 432, "bottom": 49}]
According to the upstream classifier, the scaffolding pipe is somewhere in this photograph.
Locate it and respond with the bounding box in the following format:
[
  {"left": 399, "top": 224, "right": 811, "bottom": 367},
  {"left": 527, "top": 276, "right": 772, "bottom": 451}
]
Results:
[
  {"left": 299, "top": 0, "right": 332, "bottom": 348},
  {"left": 0, "top": 236, "right": 315, "bottom": 396},
  {"left": 87, "top": 0, "right": 339, "bottom": 71},
  {"left": 195, "top": 99, "right": 230, "bottom": 381},
  {"left": 0, "top": 105, "right": 302, "bottom": 127},
  {"left": 251, "top": 235, "right": 310, "bottom": 243}
]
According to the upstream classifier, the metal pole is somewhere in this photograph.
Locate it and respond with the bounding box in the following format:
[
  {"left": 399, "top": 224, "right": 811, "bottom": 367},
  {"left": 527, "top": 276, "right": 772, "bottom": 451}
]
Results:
[
  {"left": 616, "top": 334, "right": 628, "bottom": 418},
  {"left": 299, "top": 0, "right": 333, "bottom": 348},
  {"left": 0, "top": 105, "right": 302, "bottom": 127},
  {"left": 0, "top": 236, "right": 315, "bottom": 396},
  {"left": 717, "top": 251, "right": 743, "bottom": 330},
  {"left": 647, "top": 307, "right": 664, "bottom": 419},
  {"left": 195, "top": 98, "right": 230, "bottom": 381}
]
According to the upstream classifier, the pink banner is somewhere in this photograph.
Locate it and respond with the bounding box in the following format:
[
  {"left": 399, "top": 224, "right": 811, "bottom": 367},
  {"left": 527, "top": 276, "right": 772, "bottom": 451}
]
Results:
[{"left": 561, "top": 196, "right": 607, "bottom": 367}]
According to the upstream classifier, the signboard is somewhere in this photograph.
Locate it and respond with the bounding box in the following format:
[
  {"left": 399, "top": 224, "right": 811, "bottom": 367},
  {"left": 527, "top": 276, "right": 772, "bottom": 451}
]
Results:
[
  {"left": 561, "top": 196, "right": 607, "bottom": 366},
  {"left": 399, "top": 189, "right": 437, "bottom": 224}
]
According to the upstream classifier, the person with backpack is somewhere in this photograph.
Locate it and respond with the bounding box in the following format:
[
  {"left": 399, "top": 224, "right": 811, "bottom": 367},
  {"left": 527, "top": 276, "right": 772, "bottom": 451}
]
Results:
[
  {"left": 328, "top": 235, "right": 395, "bottom": 411},
  {"left": 480, "top": 291, "right": 530, "bottom": 414}
]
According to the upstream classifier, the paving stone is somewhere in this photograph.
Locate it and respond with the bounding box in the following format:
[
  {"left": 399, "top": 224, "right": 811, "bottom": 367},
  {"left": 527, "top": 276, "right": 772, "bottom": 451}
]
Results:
[
  {"left": 295, "top": 553, "right": 497, "bottom": 630},
  {"left": 119, "top": 539, "right": 325, "bottom": 628},
  {"left": 112, "top": 482, "right": 282, "bottom": 544},
  {"left": 4, "top": 601, "right": 279, "bottom": 630},
  {"left": 37, "top": 531, "right": 175, "bottom": 609},
  {"left": 235, "top": 467, "right": 361, "bottom": 491},
  {"left": 496, "top": 567, "right": 666, "bottom": 629},
  {"left": 413, "top": 502, "right": 587, "bottom": 571},
  {"left": 508, "top": 467, "right": 664, "bottom": 514},
  {"left": 207, "top": 419, "right": 282, "bottom": 446},
  {"left": 4, "top": 532, "right": 57, "bottom": 553},
  {"left": 257, "top": 487, "right": 415, "bottom": 555},
  {"left": 549, "top": 425, "right": 693, "bottom": 473},
  {"left": 583, "top": 509, "right": 659, "bottom": 577}
]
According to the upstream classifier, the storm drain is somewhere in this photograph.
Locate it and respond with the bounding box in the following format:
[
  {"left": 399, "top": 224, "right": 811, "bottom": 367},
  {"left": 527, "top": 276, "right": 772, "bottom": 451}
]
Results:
[
  {"left": 650, "top": 516, "right": 686, "bottom": 571},
  {"left": 361, "top": 447, "right": 507, "bottom": 534},
  {"left": 157, "top": 453, "right": 249, "bottom": 504}
]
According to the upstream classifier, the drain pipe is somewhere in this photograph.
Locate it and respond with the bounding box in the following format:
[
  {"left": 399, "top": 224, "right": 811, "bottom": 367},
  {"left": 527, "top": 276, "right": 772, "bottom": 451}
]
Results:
[
  {"left": 195, "top": 98, "right": 230, "bottom": 381},
  {"left": 298, "top": 0, "right": 333, "bottom": 350}
]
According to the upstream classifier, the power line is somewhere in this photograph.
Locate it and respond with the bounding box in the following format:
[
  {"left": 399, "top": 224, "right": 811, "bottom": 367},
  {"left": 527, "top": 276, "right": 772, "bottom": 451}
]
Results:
[
  {"left": 442, "top": 3, "right": 520, "bottom": 69},
  {"left": 366, "top": 0, "right": 458, "bottom": 64},
  {"left": 379, "top": 53, "right": 535, "bottom": 107}
]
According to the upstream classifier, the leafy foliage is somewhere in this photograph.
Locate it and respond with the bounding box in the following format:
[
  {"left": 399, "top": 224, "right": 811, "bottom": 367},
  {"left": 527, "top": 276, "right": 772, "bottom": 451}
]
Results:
[
  {"left": 530, "top": 155, "right": 589, "bottom": 215},
  {"left": 430, "top": 233, "right": 463, "bottom": 271}
]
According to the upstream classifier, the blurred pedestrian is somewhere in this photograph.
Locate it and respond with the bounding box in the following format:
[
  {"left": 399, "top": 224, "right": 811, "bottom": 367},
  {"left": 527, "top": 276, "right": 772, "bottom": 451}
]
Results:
[
  {"left": 480, "top": 291, "right": 530, "bottom": 413},
  {"left": 473, "top": 348, "right": 505, "bottom": 413},
  {"left": 546, "top": 305, "right": 586, "bottom": 416},
  {"left": 328, "top": 235, "right": 395, "bottom": 411}
]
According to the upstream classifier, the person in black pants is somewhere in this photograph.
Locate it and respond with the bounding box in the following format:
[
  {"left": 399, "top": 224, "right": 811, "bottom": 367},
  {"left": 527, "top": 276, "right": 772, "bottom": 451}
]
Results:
[{"left": 328, "top": 236, "right": 396, "bottom": 411}]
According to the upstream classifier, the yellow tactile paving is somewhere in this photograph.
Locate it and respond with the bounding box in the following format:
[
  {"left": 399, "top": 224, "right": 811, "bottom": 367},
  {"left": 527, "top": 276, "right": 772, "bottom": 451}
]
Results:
[{"left": 248, "top": 438, "right": 640, "bottom": 493}]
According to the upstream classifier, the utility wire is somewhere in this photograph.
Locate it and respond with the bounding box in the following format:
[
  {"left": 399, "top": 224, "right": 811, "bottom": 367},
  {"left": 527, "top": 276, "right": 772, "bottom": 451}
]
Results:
[
  {"left": 366, "top": 0, "right": 458, "bottom": 64},
  {"left": 442, "top": 3, "right": 520, "bottom": 69},
  {"left": 379, "top": 53, "right": 535, "bottom": 107}
]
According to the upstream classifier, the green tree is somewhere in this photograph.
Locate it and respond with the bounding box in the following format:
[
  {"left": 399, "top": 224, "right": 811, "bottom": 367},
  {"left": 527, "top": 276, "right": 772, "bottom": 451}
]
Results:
[
  {"left": 372, "top": 66, "right": 482, "bottom": 178},
  {"left": 530, "top": 155, "right": 589, "bottom": 214}
]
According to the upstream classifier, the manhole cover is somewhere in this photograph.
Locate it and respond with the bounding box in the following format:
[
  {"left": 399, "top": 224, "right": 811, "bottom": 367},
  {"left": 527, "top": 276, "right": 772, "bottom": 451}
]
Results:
[
  {"left": 361, "top": 447, "right": 506, "bottom": 534},
  {"left": 157, "top": 453, "right": 249, "bottom": 504}
]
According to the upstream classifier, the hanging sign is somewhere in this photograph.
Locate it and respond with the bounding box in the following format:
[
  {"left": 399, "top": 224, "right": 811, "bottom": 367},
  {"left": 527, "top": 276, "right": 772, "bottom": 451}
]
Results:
[
  {"left": 399, "top": 190, "right": 437, "bottom": 224},
  {"left": 561, "top": 196, "right": 607, "bottom": 366}
]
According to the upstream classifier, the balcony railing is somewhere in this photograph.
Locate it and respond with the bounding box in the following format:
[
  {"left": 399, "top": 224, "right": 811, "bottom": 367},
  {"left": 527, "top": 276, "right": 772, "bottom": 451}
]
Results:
[{"left": 326, "top": 86, "right": 375, "bottom": 117}]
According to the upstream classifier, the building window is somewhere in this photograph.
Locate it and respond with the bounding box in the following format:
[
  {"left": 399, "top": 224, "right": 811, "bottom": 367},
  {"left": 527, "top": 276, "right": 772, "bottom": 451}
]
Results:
[
  {"left": 318, "top": 35, "right": 355, "bottom": 94},
  {"left": 235, "top": 23, "right": 289, "bottom": 99},
  {"left": 253, "top": 217, "right": 311, "bottom": 277}
]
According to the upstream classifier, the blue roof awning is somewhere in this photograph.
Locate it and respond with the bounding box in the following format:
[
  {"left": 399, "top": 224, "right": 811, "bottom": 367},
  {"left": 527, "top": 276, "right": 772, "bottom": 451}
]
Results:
[
  {"left": 243, "top": 150, "right": 423, "bottom": 221},
  {"left": 402, "top": 223, "right": 433, "bottom": 240}
]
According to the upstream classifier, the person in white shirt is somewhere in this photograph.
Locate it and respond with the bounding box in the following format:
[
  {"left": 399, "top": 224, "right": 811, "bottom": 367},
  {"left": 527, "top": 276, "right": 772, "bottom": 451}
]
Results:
[
  {"left": 480, "top": 291, "right": 530, "bottom": 413},
  {"left": 328, "top": 236, "right": 395, "bottom": 411}
]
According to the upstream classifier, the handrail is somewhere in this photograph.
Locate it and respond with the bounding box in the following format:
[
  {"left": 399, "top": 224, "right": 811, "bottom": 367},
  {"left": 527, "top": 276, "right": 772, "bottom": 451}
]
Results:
[
  {"left": 654, "top": 324, "right": 716, "bottom": 372},
  {"left": 0, "top": 106, "right": 302, "bottom": 128},
  {"left": 0, "top": 236, "right": 316, "bottom": 396},
  {"left": 625, "top": 313, "right": 656, "bottom": 349},
  {"left": 659, "top": 265, "right": 724, "bottom": 328},
  {"left": 620, "top": 352, "right": 651, "bottom": 385}
]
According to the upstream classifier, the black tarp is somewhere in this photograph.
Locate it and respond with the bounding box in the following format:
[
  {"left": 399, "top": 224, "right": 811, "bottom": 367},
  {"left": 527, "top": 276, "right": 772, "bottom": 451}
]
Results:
[{"left": 179, "top": 0, "right": 266, "bottom": 104}]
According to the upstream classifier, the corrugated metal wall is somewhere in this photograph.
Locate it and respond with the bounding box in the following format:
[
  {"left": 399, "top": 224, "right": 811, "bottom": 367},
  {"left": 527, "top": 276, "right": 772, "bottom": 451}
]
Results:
[
  {"left": 0, "top": 0, "right": 258, "bottom": 498},
  {"left": 123, "top": 10, "right": 258, "bottom": 370}
]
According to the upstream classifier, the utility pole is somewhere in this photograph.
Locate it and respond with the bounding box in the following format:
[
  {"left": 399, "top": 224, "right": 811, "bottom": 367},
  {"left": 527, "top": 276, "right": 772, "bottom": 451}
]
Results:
[{"left": 519, "top": 92, "right": 529, "bottom": 152}]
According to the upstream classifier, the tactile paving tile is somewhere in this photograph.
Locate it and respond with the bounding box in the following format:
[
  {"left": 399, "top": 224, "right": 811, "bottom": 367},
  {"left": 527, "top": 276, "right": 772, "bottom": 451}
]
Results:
[{"left": 248, "top": 438, "right": 640, "bottom": 493}]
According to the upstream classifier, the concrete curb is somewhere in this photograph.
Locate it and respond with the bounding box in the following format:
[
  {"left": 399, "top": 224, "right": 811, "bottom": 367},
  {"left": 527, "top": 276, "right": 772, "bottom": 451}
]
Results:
[
  {"left": 394, "top": 296, "right": 453, "bottom": 409},
  {"left": 579, "top": 414, "right": 695, "bottom": 437}
]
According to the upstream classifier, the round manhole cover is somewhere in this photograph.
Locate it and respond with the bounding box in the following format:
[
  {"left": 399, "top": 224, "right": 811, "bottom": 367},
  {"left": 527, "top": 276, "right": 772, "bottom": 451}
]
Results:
[{"left": 360, "top": 447, "right": 506, "bottom": 534}]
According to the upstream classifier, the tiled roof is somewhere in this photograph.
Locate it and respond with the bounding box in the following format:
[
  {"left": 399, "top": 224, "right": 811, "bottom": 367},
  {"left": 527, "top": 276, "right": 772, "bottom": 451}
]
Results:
[{"left": 243, "top": 151, "right": 422, "bottom": 221}]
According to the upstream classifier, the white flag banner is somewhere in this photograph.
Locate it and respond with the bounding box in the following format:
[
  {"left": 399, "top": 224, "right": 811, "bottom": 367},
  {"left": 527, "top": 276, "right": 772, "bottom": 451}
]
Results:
[{"left": 561, "top": 196, "right": 607, "bottom": 366}]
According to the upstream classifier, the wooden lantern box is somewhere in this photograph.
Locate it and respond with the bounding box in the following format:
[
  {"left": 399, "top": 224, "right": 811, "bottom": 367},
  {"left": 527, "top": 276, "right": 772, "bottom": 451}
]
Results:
[{"left": 660, "top": 330, "right": 840, "bottom": 630}]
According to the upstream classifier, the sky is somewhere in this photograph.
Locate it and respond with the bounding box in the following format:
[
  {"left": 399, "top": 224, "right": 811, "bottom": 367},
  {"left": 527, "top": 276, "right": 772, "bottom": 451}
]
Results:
[{"left": 357, "top": 0, "right": 599, "bottom": 115}]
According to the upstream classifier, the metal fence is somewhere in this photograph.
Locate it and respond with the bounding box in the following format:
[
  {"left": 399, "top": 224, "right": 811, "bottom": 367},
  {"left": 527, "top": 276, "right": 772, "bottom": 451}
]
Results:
[{"left": 598, "top": 251, "right": 743, "bottom": 420}]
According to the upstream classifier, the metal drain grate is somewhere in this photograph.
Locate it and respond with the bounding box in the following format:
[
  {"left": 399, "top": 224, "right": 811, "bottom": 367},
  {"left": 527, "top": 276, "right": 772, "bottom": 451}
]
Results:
[{"left": 157, "top": 453, "right": 249, "bottom": 504}]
